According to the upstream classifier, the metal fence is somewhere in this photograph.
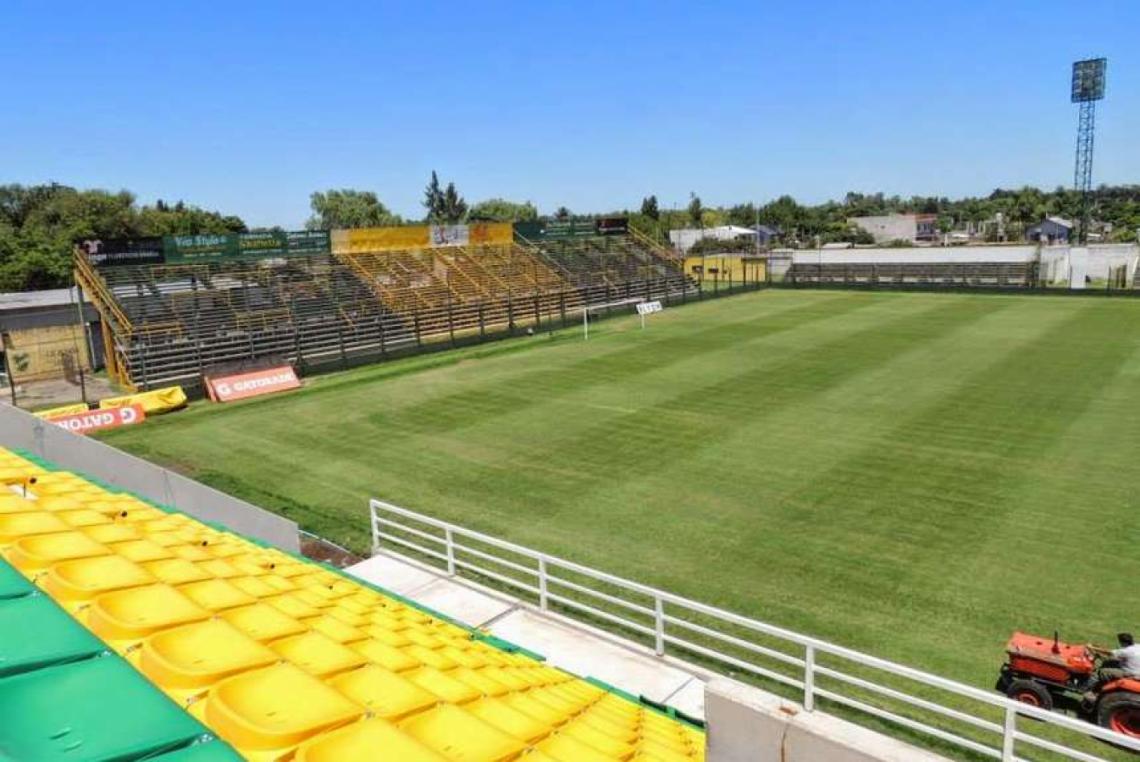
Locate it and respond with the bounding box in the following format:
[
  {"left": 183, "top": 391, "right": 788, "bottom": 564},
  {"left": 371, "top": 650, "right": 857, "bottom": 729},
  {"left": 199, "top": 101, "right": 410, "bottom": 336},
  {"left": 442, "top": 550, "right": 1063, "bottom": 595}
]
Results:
[{"left": 369, "top": 498, "right": 1140, "bottom": 762}]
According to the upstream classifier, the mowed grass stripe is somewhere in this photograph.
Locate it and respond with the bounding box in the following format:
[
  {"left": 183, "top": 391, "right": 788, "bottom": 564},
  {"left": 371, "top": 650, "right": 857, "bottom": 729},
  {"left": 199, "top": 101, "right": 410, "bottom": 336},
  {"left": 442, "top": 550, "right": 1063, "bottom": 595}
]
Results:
[{"left": 102, "top": 290, "right": 1140, "bottom": 689}]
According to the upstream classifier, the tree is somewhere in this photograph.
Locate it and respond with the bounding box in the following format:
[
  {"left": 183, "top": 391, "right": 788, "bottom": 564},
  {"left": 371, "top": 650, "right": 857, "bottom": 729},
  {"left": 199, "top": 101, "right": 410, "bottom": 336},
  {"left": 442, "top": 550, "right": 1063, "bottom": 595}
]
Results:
[
  {"left": 640, "top": 195, "right": 660, "bottom": 221},
  {"left": 423, "top": 171, "right": 444, "bottom": 222},
  {"left": 468, "top": 198, "right": 538, "bottom": 222},
  {"left": 441, "top": 182, "right": 468, "bottom": 224},
  {"left": 307, "top": 190, "right": 401, "bottom": 230},
  {"left": 554, "top": 206, "right": 571, "bottom": 221},
  {"left": 687, "top": 193, "right": 703, "bottom": 227}
]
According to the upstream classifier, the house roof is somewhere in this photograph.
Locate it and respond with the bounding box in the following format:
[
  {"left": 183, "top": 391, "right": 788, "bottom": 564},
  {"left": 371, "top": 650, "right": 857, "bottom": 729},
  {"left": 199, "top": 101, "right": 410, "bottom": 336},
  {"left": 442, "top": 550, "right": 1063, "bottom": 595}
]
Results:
[{"left": 0, "top": 287, "right": 87, "bottom": 312}]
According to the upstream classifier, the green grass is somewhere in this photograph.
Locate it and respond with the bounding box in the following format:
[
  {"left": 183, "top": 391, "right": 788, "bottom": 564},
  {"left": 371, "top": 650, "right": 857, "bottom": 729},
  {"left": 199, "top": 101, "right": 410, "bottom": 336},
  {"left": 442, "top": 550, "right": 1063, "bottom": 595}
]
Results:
[{"left": 101, "top": 289, "right": 1140, "bottom": 696}]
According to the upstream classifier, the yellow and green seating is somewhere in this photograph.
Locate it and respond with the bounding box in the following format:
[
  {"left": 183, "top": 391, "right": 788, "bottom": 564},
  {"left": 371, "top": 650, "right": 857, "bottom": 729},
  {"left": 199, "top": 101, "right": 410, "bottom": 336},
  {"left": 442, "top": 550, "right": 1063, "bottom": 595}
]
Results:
[{"left": 0, "top": 447, "right": 705, "bottom": 761}]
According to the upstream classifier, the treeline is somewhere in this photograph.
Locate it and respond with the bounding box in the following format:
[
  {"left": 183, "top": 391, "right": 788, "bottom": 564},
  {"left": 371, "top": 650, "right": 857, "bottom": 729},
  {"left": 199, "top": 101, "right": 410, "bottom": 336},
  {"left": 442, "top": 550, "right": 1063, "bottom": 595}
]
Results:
[
  {"left": 623, "top": 186, "right": 1140, "bottom": 247},
  {"left": 0, "top": 183, "right": 246, "bottom": 291},
  {"left": 4, "top": 179, "right": 1139, "bottom": 293}
]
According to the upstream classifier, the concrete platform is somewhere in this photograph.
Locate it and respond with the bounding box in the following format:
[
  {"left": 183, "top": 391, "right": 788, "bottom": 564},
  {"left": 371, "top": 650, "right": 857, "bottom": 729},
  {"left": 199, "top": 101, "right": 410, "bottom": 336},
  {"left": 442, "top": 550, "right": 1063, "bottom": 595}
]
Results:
[{"left": 346, "top": 550, "right": 712, "bottom": 718}]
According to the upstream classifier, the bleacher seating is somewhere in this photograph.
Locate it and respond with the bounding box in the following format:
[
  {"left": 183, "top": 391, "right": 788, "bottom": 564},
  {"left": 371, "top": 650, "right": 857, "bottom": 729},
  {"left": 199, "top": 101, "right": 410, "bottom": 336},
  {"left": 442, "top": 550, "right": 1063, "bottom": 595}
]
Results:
[
  {"left": 787, "top": 261, "right": 1039, "bottom": 287},
  {"left": 77, "top": 232, "right": 696, "bottom": 391},
  {"left": 0, "top": 446, "right": 706, "bottom": 761}
]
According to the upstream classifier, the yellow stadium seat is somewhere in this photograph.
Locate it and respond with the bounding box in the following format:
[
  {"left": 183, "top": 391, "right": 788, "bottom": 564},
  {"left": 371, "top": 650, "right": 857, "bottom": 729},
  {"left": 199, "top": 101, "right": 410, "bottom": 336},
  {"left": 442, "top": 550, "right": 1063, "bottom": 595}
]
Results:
[
  {"left": 405, "top": 667, "right": 481, "bottom": 705},
  {"left": 270, "top": 631, "right": 367, "bottom": 678},
  {"left": 178, "top": 578, "right": 257, "bottom": 612},
  {"left": 401, "top": 704, "right": 526, "bottom": 762},
  {"left": 87, "top": 583, "right": 210, "bottom": 644},
  {"left": 141, "top": 557, "right": 212, "bottom": 585},
  {"left": 221, "top": 602, "right": 307, "bottom": 643},
  {"left": 464, "top": 698, "right": 552, "bottom": 743},
  {"left": 0, "top": 511, "right": 71, "bottom": 543},
  {"left": 329, "top": 664, "right": 439, "bottom": 720},
  {"left": 350, "top": 638, "right": 420, "bottom": 673},
  {"left": 109, "top": 538, "right": 174, "bottom": 563},
  {"left": 536, "top": 732, "right": 618, "bottom": 762},
  {"left": 40, "top": 555, "right": 156, "bottom": 606},
  {"left": 5, "top": 530, "right": 110, "bottom": 573},
  {"left": 203, "top": 663, "right": 364, "bottom": 759},
  {"left": 140, "top": 619, "right": 278, "bottom": 702},
  {"left": 0, "top": 494, "right": 34, "bottom": 514},
  {"left": 228, "top": 575, "right": 281, "bottom": 599},
  {"left": 294, "top": 718, "right": 447, "bottom": 762}
]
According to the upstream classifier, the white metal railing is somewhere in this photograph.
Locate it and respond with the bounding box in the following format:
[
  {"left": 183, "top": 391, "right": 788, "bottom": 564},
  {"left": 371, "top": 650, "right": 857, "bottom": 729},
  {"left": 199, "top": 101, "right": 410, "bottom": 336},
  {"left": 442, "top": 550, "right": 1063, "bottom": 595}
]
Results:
[{"left": 369, "top": 498, "right": 1140, "bottom": 761}]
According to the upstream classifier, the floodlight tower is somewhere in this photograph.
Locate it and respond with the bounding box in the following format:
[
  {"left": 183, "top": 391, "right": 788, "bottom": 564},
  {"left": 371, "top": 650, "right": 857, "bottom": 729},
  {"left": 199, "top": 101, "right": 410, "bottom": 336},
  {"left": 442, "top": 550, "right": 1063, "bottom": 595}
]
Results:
[{"left": 1071, "top": 58, "right": 1107, "bottom": 244}]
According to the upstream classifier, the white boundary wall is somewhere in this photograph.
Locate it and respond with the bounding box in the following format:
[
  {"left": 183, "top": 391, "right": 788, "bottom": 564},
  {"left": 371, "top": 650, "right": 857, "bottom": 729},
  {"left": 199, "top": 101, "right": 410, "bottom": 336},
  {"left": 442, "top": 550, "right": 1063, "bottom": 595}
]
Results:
[{"left": 0, "top": 403, "right": 299, "bottom": 551}]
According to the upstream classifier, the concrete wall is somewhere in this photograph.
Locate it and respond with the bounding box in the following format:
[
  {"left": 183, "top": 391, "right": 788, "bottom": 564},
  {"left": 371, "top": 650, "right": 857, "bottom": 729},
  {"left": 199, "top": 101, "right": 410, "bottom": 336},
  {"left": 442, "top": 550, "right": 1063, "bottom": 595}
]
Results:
[
  {"left": 849, "top": 215, "right": 918, "bottom": 244},
  {"left": 705, "top": 678, "right": 950, "bottom": 762},
  {"left": 792, "top": 245, "right": 1039, "bottom": 265},
  {"left": 0, "top": 403, "right": 299, "bottom": 551}
]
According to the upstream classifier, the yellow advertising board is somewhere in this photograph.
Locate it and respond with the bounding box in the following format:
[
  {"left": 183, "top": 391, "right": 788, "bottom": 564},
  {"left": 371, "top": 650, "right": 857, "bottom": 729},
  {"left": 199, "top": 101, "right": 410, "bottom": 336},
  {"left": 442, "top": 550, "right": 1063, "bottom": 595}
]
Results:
[
  {"left": 338, "top": 226, "right": 430, "bottom": 253},
  {"left": 98, "top": 386, "right": 187, "bottom": 415},
  {"left": 469, "top": 222, "right": 513, "bottom": 246}
]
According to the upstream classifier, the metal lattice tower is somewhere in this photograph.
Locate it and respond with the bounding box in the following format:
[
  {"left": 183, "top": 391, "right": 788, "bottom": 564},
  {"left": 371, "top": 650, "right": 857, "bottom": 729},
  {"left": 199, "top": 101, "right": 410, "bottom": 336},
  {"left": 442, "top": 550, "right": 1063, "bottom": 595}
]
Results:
[{"left": 1070, "top": 58, "right": 1107, "bottom": 244}]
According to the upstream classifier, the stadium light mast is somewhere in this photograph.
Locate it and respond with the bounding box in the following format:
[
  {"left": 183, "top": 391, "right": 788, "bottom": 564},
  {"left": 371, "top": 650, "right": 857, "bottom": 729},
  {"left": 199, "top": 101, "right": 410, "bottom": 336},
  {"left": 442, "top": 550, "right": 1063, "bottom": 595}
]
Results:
[{"left": 1070, "top": 58, "right": 1107, "bottom": 245}]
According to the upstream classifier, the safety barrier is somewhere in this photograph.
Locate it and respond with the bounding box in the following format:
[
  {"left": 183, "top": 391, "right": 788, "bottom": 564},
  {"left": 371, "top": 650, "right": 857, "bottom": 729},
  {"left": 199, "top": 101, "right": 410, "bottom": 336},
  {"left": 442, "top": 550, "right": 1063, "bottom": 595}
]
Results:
[{"left": 369, "top": 498, "right": 1140, "bottom": 761}]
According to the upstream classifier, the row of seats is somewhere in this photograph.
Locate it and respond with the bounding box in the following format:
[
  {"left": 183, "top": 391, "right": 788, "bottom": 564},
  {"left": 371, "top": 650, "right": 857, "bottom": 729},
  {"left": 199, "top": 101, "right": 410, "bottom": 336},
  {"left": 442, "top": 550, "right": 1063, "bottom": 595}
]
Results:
[{"left": 0, "top": 449, "right": 705, "bottom": 761}]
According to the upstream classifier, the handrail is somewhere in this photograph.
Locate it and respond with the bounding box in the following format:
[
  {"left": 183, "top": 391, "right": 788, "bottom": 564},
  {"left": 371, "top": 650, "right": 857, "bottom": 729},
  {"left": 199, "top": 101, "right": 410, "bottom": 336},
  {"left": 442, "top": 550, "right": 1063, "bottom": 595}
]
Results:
[
  {"left": 369, "top": 498, "right": 1140, "bottom": 761},
  {"left": 73, "top": 250, "right": 133, "bottom": 332}
]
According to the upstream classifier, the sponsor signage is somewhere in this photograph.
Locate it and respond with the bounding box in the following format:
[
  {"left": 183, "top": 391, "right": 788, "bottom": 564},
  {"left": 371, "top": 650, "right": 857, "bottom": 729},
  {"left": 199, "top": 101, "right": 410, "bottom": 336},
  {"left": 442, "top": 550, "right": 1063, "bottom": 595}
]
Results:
[
  {"left": 636, "top": 300, "right": 663, "bottom": 316},
  {"left": 160, "top": 231, "right": 333, "bottom": 264},
  {"left": 515, "top": 218, "right": 630, "bottom": 241},
  {"left": 78, "top": 238, "right": 165, "bottom": 267},
  {"left": 206, "top": 365, "right": 301, "bottom": 402},
  {"left": 597, "top": 217, "right": 629, "bottom": 235},
  {"left": 47, "top": 404, "right": 146, "bottom": 434}
]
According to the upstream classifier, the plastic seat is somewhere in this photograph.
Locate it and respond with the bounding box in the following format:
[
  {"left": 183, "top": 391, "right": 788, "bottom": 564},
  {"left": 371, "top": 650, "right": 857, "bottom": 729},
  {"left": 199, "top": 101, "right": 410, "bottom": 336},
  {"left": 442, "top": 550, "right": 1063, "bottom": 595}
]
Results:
[
  {"left": 33, "top": 494, "right": 88, "bottom": 512},
  {"left": 228, "top": 575, "right": 280, "bottom": 599},
  {"left": 81, "top": 523, "right": 142, "bottom": 544},
  {"left": 222, "top": 603, "right": 307, "bottom": 643},
  {"left": 352, "top": 638, "right": 420, "bottom": 672},
  {"left": 265, "top": 593, "right": 322, "bottom": 620},
  {"left": 464, "top": 698, "right": 553, "bottom": 743},
  {"left": 40, "top": 555, "right": 156, "bottom": 605},
  {"left": 305, "top": 614, "right": 367, "bottom": 644},
  {"left": 197, "top": 559, "right": 243, "bottom": 579},
  {"left": 110, "top": 538, "right": 174, "bottom": 563},
  {"left": 294, "top": 718, "right": 447, "bottom": 762},
  {"left": 400, "top": 704, "right": 526, "bottom": 762},
  {"left": 537, "top": 732, "right": 616, "bottom": 762},
  {"left": 143, "top": 558, "right": 213, "bottom": 585},
  {"left": 404, "top": 667, "right": 481, "bottom": 704},
  {"left": 57, "top": 509, "right": 114, "bottom": 528},
  {"left": 178, "top": 578, "right": 257, "bottom": 612},
  {"left": 203, "top": 663, "right": 363, "bottom": 757},
  {"left": 405, "top": 644, "right": 458, "bottom": 671},
  {"left": 87, "top": 583, "right": 211, "bottom": 644},
  {"left": 329, "top": 664, "right": 439, "bottom": 720},
  {"left": 140, "top": 619, "right": 278, "bottom": 701},
  {"left": 450, "top": 667, "right": 510, "bottom": 698},
  {"left": 5, "top": 530, "right": 110, "bottom": 573},
  {"left": 0, "top": 511, "right": 71, "bottom": 543},
  {"left": 269, "top": 631, "right": 366, "bottom": 678},
  {"left": 0, "top": 494, "right": 34, "bottom": 514},
  {"left": 558, "top": 717, "right": 635, "bottom": 759}
]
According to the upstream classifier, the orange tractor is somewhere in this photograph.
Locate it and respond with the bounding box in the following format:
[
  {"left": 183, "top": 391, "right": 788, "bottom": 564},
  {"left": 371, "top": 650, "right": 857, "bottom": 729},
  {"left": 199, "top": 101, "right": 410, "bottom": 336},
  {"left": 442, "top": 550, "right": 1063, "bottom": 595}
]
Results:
[{"left": 997, "top": 631, "right": 1140, "bottom": 741}]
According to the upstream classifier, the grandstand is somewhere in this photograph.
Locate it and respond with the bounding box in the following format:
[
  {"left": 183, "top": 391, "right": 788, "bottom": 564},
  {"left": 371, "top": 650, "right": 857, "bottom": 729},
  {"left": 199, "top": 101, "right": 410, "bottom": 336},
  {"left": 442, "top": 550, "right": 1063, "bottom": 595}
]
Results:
[
  {"left": 75, "top": 222, "right": 695, "bottom": 391},
  {"left": 0, "top": 446, "right": 705, "bottom": 761},
  {"left": 780, "top": 246, "right": 1045, "bottom": 289}
]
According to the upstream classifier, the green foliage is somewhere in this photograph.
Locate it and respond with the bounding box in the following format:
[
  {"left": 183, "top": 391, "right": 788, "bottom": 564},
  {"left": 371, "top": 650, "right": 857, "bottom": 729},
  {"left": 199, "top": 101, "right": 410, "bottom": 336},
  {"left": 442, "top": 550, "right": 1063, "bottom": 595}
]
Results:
[
  {"left": 554, "top": 206, "right": 571, "bottom": 221},
  {"left": 0, "top": 183, "right": 246, "bottom": 292},
  {"left": 306, "top": 189, "right": 402, "bottom": 230},
  {"left": 639, "top": 195, "right": 659, "bottom": 221},
  {"left": 423, "top": 172, "right": 467, "bottom": 224},
  {"left": 468, "top": 198, "right": 538, "bottom": 222},
  {"left": 687, "top": 193, "right": 703, "bottom": 226}
]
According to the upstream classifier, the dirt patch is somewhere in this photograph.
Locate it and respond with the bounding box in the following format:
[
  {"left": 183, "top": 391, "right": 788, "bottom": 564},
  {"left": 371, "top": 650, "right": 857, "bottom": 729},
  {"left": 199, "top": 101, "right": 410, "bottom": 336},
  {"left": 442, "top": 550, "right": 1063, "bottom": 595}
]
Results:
[
  {"left": 7, "top": 375, "right": 118, "bottom": 411},
  {"left": 301, "top": 533, "right": 363, "bottom": 568}
]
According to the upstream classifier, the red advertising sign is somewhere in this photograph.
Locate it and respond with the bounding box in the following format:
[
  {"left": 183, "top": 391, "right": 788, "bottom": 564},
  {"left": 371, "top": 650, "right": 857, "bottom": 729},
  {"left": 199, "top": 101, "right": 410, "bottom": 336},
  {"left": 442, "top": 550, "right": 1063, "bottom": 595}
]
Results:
[
  {"left": 206, "top": 366, "right": 301, "bottom": 402},
  {"left": 47, "top": 404, "right": 146, "bottom": 434}
]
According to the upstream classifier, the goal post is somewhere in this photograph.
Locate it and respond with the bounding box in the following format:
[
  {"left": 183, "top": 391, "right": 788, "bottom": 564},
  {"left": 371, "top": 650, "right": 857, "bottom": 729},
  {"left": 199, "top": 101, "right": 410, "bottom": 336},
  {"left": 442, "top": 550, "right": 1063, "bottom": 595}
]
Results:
[{"left": 580, "top": 298, "right": 663, "bottom": 340}]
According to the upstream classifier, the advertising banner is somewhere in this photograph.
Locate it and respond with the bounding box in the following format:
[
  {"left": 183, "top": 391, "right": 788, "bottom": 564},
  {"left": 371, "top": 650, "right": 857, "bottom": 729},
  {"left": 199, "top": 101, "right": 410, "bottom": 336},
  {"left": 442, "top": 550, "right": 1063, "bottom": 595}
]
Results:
[
  {"left": 163, "top": 231, "right": 331, "bottom": 263},
  {"left": 468, "top": 222, "right": 513, "bottom": 246},
  {"left": 99, "top": 386, "right": 188, "bottom": 415},
  {"left": 47, "top": 404, "right": 146, "bottom": 435},
  {"left": 514, "top": 220, "right": 615, "bottom": 240},
  {"left": 78, "top": 238, "right": 165, "bottom": 267},
  {"left": 597, "top": 217, "right": 629, "bottom": 235},
  {"left": 341, "top": 226, "right": 430, "bottom": 253},
  {"left": 206, "top": 366, "right": 301, "bottom": 402},
  {"left": 430, "top": 225, "right": 469, "bottom": 247}
]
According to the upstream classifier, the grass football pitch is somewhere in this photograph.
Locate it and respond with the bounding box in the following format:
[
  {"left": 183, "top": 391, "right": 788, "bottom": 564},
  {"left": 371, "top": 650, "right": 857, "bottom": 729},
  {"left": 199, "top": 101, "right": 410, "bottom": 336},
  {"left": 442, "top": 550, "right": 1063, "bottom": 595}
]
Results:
[{"left": 102, "top": 289, "right": 1140, "bottom": 690}]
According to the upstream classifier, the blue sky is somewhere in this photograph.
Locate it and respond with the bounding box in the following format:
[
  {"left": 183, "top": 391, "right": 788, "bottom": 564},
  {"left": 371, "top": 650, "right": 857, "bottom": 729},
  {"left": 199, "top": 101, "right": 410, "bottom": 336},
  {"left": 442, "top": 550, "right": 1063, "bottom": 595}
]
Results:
[{"left": 3, "top": 1, "right": 1137, "bottom": 228}]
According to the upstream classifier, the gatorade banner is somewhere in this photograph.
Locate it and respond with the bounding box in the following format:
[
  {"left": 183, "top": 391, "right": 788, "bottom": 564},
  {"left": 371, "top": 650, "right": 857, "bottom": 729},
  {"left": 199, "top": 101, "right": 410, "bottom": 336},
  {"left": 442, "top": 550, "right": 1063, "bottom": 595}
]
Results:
[
  {"left": 47, "top": 404, "right": 146, "bottom": 435},
  {"left": 206, "top": 366, "right": 300, "bottom": 402}
]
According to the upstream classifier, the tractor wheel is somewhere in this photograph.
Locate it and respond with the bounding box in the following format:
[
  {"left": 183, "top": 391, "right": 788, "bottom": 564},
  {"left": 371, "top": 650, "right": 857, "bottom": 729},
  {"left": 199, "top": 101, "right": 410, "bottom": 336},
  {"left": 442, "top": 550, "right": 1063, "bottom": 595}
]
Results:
[
  {"left": 1097, "top": 692, "right": 1140, "bottom": 739},
  {"left": 1006, "top": 679, "right": 1053, "bottom": 711}
]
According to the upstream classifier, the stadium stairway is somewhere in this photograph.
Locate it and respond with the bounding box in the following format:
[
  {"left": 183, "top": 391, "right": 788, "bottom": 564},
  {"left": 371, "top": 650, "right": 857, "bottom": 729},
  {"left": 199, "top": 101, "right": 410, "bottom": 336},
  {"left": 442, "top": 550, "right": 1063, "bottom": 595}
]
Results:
[{"left": 0, "top": 448, "right": 706, "bottom": 762}]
